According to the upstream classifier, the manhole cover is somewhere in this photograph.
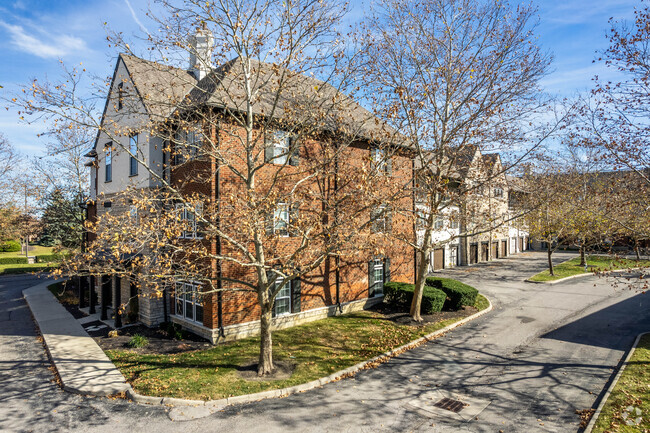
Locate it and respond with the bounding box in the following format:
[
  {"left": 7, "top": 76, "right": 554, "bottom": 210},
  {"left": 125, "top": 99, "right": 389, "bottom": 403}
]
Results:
[{"left": 433, "top": 397, "right": 468, "bottom": 413}]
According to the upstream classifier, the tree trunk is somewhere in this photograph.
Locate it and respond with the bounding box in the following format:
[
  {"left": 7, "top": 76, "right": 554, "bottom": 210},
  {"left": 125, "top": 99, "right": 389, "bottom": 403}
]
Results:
[
  {"left": 635, "top": 241, "right": 641, "bottom": 261},
  {"left": 258, "top": 302, "right": 274, "bottom": 376},
  {"left": 579, "top": 244, "right": 586, "bottom": 267},
  {"left": 547, "top": 242, "right": 554, "bottom": 276},
  {"left": 410, "top": 249, "right": 429, "bottom": 322}
]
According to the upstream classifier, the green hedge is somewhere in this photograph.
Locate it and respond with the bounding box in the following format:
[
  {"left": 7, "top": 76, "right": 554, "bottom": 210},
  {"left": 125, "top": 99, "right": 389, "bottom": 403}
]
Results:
[
  {"left": 426, "top": 277, "right": 478, "bottom": 310},
  {"left": 35, "top": 254, "right": 65, "bottom": 263},
  {"left": 383, "top": 282, "right": 447, "bottom": 314},
  {"left": 0, "top": 257, "right": 28, "bottom": 265},
  {"left": 0, "top": 240, "right": 21, "bottom": 252}
]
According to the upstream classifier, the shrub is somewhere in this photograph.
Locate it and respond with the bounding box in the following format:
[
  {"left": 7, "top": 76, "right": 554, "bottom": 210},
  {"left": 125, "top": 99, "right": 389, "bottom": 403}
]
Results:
[
  {"left": 383, "top": 282, "right": 446, "bottom": 314},
  {"left": 127, "top": 334, "right": 149, "bottom": 348},
  {"left": 0, "top": 240, "right": 21, "bottom": 252},
  {"left": 35, "top": 254, "right": 65, "bottom": 263},
  {"left": 161, "top": 321, "right": 185, "bottom": 340},
  {"left": 0, "top": 257, "right": 28, "bottom": 265},
  {"left": 426, "top": 277, "right": 478, "bottom": 310}
]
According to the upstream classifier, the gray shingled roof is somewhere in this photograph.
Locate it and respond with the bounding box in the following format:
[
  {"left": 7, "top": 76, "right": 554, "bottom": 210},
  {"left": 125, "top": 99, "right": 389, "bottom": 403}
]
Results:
[
  {"left": 122, "top": 54, "right": 394, "bottom": 142},
  {"left": 120, "top": 54, "right": 198, "bottom": 119}
]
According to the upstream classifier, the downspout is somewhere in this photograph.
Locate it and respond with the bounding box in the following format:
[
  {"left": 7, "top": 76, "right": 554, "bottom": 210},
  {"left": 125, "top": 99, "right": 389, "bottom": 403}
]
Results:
[
  {"left": 412, "top": 157, "right": 417, "bottom": 283},
  {"left": 334, "top": 148, "right": 341, "bottom": 314},
  {"left": 215, "top": 124, "right": 224, "bottom": 337}
]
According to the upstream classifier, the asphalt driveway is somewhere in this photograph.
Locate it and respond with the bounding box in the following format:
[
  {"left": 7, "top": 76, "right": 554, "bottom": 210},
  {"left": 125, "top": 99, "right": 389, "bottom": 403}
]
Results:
[{"left": 1, "top": 251, "right": 648, "bottom": 432}]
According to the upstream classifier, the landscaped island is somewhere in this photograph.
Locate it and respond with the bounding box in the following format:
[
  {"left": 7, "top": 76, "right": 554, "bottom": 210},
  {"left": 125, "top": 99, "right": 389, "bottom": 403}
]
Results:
[
  {"left": 53, "top": 277, "right": 489, "bottom": 401},
  {"left": 528, "top": 255, "right": 650, "bottom": 282}
]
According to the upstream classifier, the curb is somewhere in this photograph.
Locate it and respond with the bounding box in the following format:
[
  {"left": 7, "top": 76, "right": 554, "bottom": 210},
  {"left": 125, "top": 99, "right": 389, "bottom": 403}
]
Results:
[
  {"left": 525, "top": 266, "right": 646, "bottom": 285},
  {"left": 583, "top": 332, "right": 649, "bottom": 433},
  {"left": 127, "top": 296, "right": 494, "bottom": 408}
]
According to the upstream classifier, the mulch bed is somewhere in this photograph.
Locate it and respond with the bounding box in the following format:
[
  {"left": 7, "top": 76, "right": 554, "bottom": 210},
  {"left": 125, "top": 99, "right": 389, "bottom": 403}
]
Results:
[
  {"left": 87, "top": 303, "right": 477, "bottom": 355},
  {"left": 370, "top": 303, "right": 478, "bottom": 327},
  {"left": 95, "top": 324, "right": 212, "bottom": 354}
]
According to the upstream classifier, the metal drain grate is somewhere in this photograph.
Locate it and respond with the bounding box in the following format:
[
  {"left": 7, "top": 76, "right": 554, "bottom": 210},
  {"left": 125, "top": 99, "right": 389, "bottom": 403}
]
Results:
[{"left": 433, "top": 397, "right": 468, "bottom": 413}]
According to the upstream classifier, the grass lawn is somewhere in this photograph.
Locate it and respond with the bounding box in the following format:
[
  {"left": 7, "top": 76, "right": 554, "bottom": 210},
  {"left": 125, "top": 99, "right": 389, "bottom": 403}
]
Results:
[
  {"left": 528, "top": 255, "right": 650, "bottom": 282},
  {"left": 0, "top": 245, "right": 55, "bottom": 258},
  {"left": 592, "top": 334, "right": 650, "bottom": 432},
  {"left": 107, "top": 294, "right": 489, "bottom": 401},
  {"left": 0, "top": 263, "right": 54, "bottom": 275}
]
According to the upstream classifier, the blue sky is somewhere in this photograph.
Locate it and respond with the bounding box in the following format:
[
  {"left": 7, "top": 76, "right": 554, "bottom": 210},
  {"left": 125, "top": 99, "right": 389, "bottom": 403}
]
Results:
[{"left": 0, "top": 0, "right": 641, "bottom": 157}]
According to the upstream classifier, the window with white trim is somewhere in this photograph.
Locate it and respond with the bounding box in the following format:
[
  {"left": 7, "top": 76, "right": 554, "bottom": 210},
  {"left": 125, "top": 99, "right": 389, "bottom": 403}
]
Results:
[
  {"left": 494, "top": 187, "right": 504, "bottom": 198},
  {"left": 129, "top": 205, "right": 138, "bottom": 223},
  {"left": 105, "top": 144, "right": 112, "bottom": 182},
  {"left": 174, "top": 281, "right": 203, "bottom": 324},
  {"left": 129, "top": 134, "right": 138, "bottom": 176},
  {"left": 273, "top": 278, "right": 291, "bottom": 316},
  {"left": 371, "top": 147, "right": 391, "bottom": 174},
  {"left": 265, "top": 130, "right": 292, "bottom": 165},
  {"left": 273, "top": 202, "right": 289, "bottom": 236},
  {"left": 434, "top": 216, "right": 444, "bottom": 230},
  {"left": 173, "top": 125, "right": 203, "bottom": 165},
  {"left": 175, "top": 203, "right": 204, "bottom": 239},
  {"left": 371, "top": 204, "right": 390, "bottom": 233}
]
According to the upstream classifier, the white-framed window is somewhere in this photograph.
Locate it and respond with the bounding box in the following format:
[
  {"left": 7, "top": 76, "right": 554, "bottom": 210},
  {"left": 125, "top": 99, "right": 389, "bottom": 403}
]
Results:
[
  {"left": 173, "top": 125, "right": 203, "bottom": 165},
  {"left": 174, "top": 281, "right": 203, "bottom": 324},
  {"left": 494, "top": 187, "right": 504, "bottom": 198},
  {"left": 175, "top": 203, "right": 204, "bottom": 239},
  {"left": 415, "top": 208, "right": 427, "bottom": 230},
  {"left": 450, "top": 218, "right": 459, "bottom": 229},
  {"left": 265, "top": 130, "right": 291, "bottom": 165},
  {"left": 105, "top": 144, "right": 112, "bottom": 182},
  {"left": 371, "top": 204, "right": 390, "bottom": 233},
  {"left": 434, "top": 216, "right": 445, "bottom": 230},
  {"left": 273, "top": 278, "right": 291, "bottom": 316},
  {"left": 273, "top": 202, "right": 289, "bottom": 236},
  {"left": 371, "top": 147, "right": 390, "bottom": 174},
  {"left": 368, "top": 258, "right": 386, "bottom": 297},
  {"left": 129, "top": 134, "right": 138, "bottom": 176},
  {"left": 450, "top": 246, "right": 458, "bottom": 266}
]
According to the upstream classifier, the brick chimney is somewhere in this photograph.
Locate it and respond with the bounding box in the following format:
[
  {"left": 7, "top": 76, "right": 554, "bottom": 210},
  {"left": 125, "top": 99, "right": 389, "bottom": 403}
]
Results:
[{"left": 189, "top": 22, "right": 214, "bottom": 80}]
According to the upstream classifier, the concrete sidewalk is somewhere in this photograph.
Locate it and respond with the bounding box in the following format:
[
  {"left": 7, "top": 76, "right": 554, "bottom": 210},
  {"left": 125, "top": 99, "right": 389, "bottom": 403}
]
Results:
[{"left": 23, "top": 280, "right": 131, "bottom": 397}]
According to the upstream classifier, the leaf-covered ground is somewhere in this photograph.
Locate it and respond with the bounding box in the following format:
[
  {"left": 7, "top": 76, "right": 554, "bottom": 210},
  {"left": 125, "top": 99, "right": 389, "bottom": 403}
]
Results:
[
  {"left": 529, "top": 255, "right": 650, "bottom": 282},
  {"left": 107, "top": 294, "right": 489, "bottom": 400},
  {"left": 592, "top": 334, "right": 650, "bottom": 432}
]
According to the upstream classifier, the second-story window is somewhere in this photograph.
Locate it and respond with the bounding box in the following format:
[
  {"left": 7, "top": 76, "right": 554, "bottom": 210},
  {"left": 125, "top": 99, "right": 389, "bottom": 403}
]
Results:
[
  {"left": 494, "top": 187, "right": 504, "bottom": 198},
  {"left": 105, "top": 144, "right": 112, "bottom": 183},
  {"left": 434, "top": 216, "right": 444, "bottom": 230},
  {"left": 173, "top": 125, "right": 203, "bottom": 165},
  {"left": 371, "top": 148, "right": 391, "bottom": 174},
  {"left": 129, "top": 134, "right": 138, "bottom": 176},
  {"left": 371, "top": 204, "right": 391, "bottom": 233},
  {"left": 265, "top": 130, "right": 298, "bottom": 166},
  {"left": 176, "top": 203, "right": 204, "bottom": 239}
]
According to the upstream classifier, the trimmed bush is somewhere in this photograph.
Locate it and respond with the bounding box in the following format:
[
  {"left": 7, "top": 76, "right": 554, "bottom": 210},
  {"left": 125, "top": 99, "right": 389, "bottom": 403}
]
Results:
[
  {"left": 35, "top": 254, "right": 64, "bottom": 263},
  {"left": 426, "top": 277, "right": 478, "bottom": 310},
  {"left": 384, "top": 281, "right": 447, "bottom": 314},
  {"left": 0, "top": 257, "right": 29, "bottom": 265},
  {"left": 0, "top": 240, "right": 21, "bottom": 252}
]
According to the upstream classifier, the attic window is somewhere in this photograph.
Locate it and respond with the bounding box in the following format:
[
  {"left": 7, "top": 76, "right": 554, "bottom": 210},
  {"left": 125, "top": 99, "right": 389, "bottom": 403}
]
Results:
[{"left": 117, "top": 82, "right": 124, "bottom": 111}]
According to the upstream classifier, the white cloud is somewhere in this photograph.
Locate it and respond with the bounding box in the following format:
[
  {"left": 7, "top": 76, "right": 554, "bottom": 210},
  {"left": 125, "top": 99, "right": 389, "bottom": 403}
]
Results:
[{"left": 0, "top": 20, "right": 88, "bottom": 59}]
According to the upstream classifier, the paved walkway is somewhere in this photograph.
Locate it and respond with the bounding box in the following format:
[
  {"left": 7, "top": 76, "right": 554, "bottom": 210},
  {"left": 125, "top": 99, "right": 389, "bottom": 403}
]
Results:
[
  {"left": 23, "top": 280, "right": 130, "bottom": 396},
  {"left": 1, "top": 252, "right": 648, "bottom": 432}
]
